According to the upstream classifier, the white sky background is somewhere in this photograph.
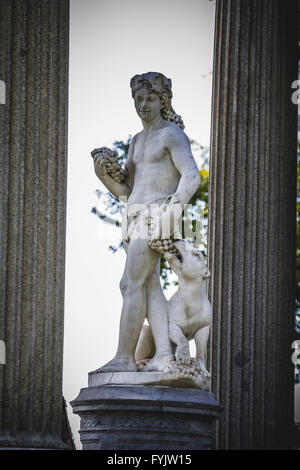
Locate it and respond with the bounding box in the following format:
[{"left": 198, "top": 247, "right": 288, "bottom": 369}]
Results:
[{"left": 64, "top": 0, "right": 216, "bottom": 448}]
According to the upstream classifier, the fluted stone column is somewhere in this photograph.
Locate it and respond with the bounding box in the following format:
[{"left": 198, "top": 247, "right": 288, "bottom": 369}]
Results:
[
  {"left": 0, "top": 0, "right": 70, "bottom": 448},
  {"left": 208, "top": 0, "right": 298, "bottom": 449}
]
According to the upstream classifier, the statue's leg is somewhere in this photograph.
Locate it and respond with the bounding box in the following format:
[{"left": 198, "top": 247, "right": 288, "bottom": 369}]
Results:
[
  {"left": 135, "top": 324, "right": 156, "bottom": 362},
  {"left": 169, "top": 323, "right": 191, "bottom": 365},
  {"left": 98, "top": 236, "right": 159, "bottom": 373},
  {"left": 194, "top": 326, "right": 211, "bottom": 377},
  {"left": 142, "top": 260, "right": 174, "bottom": 372}
]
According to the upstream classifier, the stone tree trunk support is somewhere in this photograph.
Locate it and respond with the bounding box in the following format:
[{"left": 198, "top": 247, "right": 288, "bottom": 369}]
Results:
[
  {"left": 208, "top": 0, "right": 298, "bottom": 449},
  {"left": 0, "top": 0, "right": 70, "bottom": 448}
]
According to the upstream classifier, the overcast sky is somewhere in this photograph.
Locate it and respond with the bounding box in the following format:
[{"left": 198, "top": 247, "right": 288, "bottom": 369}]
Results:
[{"left": 64, "top": 0, "right": 216, "bottom": 448}]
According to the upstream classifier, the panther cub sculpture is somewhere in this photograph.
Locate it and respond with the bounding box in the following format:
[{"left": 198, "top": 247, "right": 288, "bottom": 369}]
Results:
[{"left": 136, "top": 240, "right": 212, "bottom": 378}]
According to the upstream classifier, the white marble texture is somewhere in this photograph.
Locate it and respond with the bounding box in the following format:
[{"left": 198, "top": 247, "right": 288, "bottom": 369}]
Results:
[{"left": 90, "top": 73, "right": 211, "bottom": 386}]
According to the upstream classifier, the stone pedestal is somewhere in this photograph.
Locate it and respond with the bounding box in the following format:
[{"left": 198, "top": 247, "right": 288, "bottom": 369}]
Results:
[
  {"left": 71, "top": 385, "right": 222, "bottom": 450},
  {"left": 208, "top": 0, "right": 298, "bottom": 449}
]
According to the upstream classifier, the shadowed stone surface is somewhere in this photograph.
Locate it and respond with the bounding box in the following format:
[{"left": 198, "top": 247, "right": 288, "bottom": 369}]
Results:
[
  {"left": 208, "top": 0, "right": 298, "bottom": 449},
  {"left": 0, "top": 0, "right": 71, "bottom": 449},
  {"left": 71, "top": 385, "right": 223, "bottom": 450}
]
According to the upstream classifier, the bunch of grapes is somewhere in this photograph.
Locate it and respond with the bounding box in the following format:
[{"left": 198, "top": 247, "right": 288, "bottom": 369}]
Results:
[
  {"left": 148, "top": 238, "right": 179, "bottom": 255},
  {"left": 92, "top": 147, "right": 127, "bottom": 184}
]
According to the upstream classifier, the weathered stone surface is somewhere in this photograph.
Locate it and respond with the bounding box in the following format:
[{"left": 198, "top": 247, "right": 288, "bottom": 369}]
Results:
[
  {"left": 208, "top": 0, "right": 298, "bottom": 449},
  {"left": 71, "top": 385, "right": 223, "bottom": 450},
  {"left": 0, "top": 0, "right": 71, "bottom": 448},
  {"left": 88, "top": 370, "right": 210, "bottom": 391}
]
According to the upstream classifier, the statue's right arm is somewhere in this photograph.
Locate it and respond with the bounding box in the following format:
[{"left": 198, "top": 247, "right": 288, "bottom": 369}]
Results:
[{"left": 93, "top": 139, "right": 135, "bottom": 203}]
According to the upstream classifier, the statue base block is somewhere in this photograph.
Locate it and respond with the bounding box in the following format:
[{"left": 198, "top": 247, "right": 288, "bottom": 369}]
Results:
[
  {"left": 88, "top": 370, "right": 210, "bottom": 390},
  {"left": 71, "top": 385, "right": 223, "bottom": 450}
]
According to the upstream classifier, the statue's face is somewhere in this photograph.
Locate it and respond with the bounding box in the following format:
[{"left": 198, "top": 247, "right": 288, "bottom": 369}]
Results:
[{"left": 133, "top": 86, "right": 162, "bottom": 122}]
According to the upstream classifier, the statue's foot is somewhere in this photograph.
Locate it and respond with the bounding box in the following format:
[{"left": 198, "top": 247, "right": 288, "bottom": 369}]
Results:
[
  {"left": 142, "top": 353, "right": 174, "bottom": 372},
  {"left": 136, "top": 358, "right": 151, "bottom": 371},
  {"left": 91, "top": 356, "right": 138, "bottom": 374}
]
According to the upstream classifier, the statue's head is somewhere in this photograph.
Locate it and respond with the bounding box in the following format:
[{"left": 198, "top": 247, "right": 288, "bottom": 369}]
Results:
[
  {"left": 130, "top": 72, "right": 184, "bottom": 129},
  {"left": 165, "top": 240, "right": 210, "bottom": 281}
]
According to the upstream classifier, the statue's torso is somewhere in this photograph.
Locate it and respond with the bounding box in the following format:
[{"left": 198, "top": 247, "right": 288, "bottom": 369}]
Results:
[{"left": 127, "top": 124, "right": 181, "bottom": 209}]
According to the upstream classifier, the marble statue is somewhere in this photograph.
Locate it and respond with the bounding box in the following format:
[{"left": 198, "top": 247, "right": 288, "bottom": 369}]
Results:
[{"left": 90, "top": 72, "right": 211, "bottom": 387}]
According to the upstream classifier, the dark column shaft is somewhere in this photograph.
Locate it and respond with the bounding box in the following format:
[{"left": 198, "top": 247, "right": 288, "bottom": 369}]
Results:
[
  {"left": 208, "top": 0, "right": 298, "bottom": 449},
  {"left": 0, "top": 0, "right": 70, "bottom": 448}
]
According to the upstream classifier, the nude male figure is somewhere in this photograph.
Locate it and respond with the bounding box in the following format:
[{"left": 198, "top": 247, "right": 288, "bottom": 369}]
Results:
[{"left": 92, "top": 72, "right": 200, "bottom": 372}]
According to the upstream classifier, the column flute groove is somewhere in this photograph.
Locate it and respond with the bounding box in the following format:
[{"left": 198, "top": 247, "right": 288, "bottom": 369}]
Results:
[{"left": 208, "top": 0, "right": 297, "bottom": 449}]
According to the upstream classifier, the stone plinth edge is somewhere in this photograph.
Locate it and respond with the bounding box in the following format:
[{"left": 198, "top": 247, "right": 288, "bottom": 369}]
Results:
[{"left": 88, "top": 370, "right": 210, "bottom": 390}]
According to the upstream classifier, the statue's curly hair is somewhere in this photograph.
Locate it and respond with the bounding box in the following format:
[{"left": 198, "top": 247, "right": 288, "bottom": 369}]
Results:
[{"left": 130, "top": 72, "right": 185, "bottom": 130}]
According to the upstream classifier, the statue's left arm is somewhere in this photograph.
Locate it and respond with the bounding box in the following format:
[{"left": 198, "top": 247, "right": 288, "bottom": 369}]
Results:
[{"left": 166, "top": 127, "right": 200, "bottom": 207}]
